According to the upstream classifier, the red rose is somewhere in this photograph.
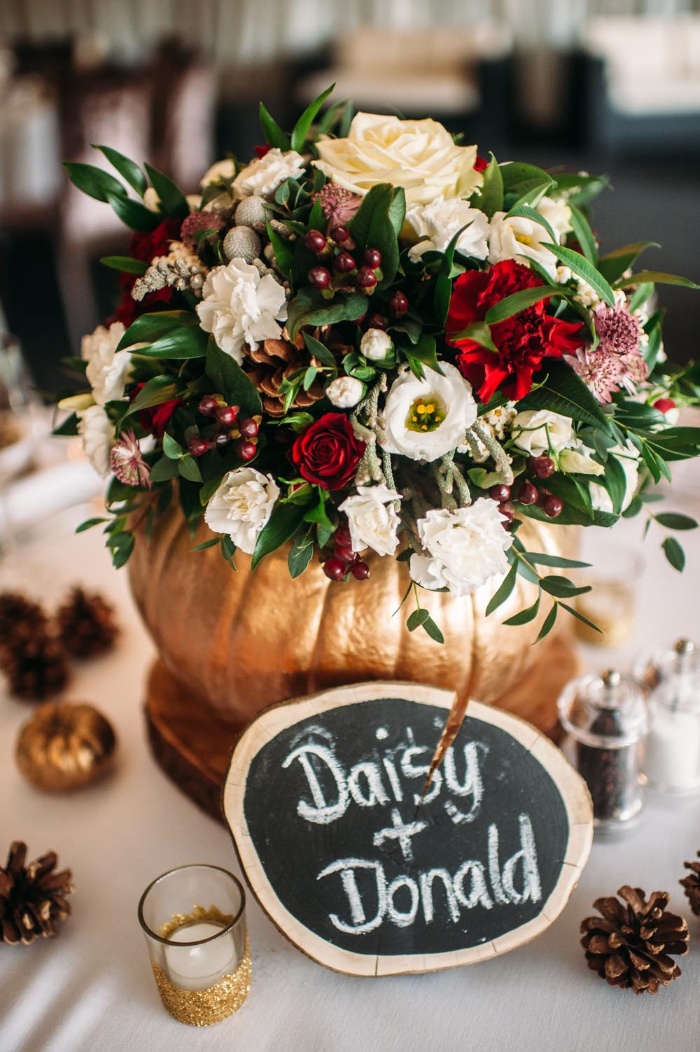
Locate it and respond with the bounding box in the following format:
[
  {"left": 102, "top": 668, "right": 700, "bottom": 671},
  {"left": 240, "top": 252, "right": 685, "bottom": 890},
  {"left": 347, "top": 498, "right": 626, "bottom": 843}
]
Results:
[
  {"left": 130, "top": 383, "right": 182, "bottom": 440},
  {"left": 290, "top": 412, "right": 365, "bottom": 490},
  {"left": 446, "top": 260, "right": 585, "bottom": 402}
]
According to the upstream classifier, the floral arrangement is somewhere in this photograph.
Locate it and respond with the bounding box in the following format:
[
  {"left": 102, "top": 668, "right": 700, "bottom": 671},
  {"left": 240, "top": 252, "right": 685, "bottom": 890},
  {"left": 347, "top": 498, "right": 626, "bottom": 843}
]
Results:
[{"left": 59, "top": 88, "right": 700, "bottom": 641}]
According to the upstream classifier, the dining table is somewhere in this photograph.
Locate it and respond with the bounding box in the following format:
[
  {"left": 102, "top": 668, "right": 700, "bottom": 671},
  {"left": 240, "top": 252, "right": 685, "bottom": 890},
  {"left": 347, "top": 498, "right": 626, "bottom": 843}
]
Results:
[{"left": 1, "top": 452, "right": 699, "bottom": 1052}]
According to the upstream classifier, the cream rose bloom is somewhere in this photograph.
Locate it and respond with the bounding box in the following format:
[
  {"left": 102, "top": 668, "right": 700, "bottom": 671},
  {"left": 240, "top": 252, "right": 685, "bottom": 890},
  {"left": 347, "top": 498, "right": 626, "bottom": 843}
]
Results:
[
  {"left": 78, "top": 404, "right": 114, "bottom": 477},
  {"left": 82, "top": 322, "right": 131, "bottom": 406},
  {"left": 196, "top": 259, "right": 287, "bottom": 363},
  {"left": 339, "top": 484, "right": 402, "bottom": 557},
  {"left": 360, "top": 328, "right": 394, "bottom": 361},
  {"left": 406, "top": 196, "right": 489, "bottom": 261},
  {"left": 313, "top": 112, "right": 482, "bottom": 207},
  {"left": 380, "top": 363, "right": 477, "bottom": 462},
  {"left": 488, "top": 211, "right": 558, "bottom": 277},
  {"left": 232, "top": 148, "right": 305, "bottom": 199},
  {"left": 410, "top": 500, "right": 512, "bottom": 597},
  {"left": 511, "top": 409, "right": 574, "bottom": 456},
  {"left": 204, "top": 467, "right": 279, "bottom": 552},
  {"left": 325, "top": 376, "right": 364, "bottom": 409}
]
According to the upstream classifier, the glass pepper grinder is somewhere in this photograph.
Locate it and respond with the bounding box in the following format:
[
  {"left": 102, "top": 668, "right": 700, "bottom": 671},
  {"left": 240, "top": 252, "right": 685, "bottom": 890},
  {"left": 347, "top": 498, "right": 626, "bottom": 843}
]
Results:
[
  {"left": 642, "top": 640, "right": 700, "bottom": 794},
  {"left": 558, "top": 669, "right": 648, "bottom": 830}
]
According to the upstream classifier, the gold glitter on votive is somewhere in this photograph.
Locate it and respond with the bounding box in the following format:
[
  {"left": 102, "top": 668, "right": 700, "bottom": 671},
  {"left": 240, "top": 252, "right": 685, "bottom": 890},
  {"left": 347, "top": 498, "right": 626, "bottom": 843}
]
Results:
[
  {"left": 158, "top": 903, "right": 234, "bottom": 939},
  {"left": 152, "top": 935, "right": 252, "bottom": 1026}
]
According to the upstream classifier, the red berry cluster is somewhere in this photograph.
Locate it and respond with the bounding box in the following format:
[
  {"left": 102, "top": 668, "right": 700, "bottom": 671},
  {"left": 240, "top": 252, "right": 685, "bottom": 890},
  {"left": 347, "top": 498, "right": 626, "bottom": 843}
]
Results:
[
  {"left": 489, "top": 456, "right": 563, "bottom": 524},
  {"left": 322, "top": 524, "right": 370, "bottom": 581},
  {"left": 188, "top": 394, "right": 260, "bottom": 461},
  {"left": 305, "top": 227, "right": 383, "bottom": 295}
]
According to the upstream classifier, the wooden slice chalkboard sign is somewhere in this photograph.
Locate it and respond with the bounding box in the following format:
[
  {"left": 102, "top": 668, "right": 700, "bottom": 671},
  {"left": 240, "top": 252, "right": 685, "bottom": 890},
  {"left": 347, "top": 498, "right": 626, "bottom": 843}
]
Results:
[{"left": 223, "top": 682, "right": 592, "bottom": 977}]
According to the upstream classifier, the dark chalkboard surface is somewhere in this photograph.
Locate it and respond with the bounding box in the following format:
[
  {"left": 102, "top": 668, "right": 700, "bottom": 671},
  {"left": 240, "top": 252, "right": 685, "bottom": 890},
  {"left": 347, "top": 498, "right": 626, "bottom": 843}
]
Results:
[{"left": 223, "top": 682, "right": 592, "bottom": 976}]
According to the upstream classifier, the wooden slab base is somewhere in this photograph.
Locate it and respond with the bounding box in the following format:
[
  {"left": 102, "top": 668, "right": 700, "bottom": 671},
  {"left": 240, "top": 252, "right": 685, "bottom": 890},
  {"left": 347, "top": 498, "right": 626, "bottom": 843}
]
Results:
[{"left": 144, "top": 636, "right": 583, "bottom": 823}]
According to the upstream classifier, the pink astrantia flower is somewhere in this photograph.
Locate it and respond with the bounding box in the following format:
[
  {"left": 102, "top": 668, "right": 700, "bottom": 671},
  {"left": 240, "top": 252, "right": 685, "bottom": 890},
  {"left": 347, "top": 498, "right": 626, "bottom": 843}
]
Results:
[
  {"left": 593, "top": 302, "right": 644, "bottom": 356},
  {"left": 109, "top": 431, "right": 151, "bottom": 488},
  {"left": 566, "top": 346, "right": 648, "bottom": 403},
  {"left": 315, "top": 183, "right": 363, "bottom": 230}
]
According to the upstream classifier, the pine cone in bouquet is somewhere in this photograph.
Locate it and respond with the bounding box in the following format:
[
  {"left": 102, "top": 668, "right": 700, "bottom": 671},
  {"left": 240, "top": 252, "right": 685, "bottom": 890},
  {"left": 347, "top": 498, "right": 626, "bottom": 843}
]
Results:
[
  {"left": 246, "top": 337, "right": 326, "bottom": 417},
  {"left": 680, "top": 852, "right": 700, "bottom": 916},
  {"left": 0, "top": 592, "right": 49, "bottom": 647},
  {"left": 55, "top": 587, "right": 119, "bottom": 659},
  {"left": 1, "top": 632, "right": 70, "bottom": 701},
  {"left": 580, "top": 885, "right": 689, "bottom": 994},
  {"left": 0, "top": 841, "right": 74, "bottom": 945}
]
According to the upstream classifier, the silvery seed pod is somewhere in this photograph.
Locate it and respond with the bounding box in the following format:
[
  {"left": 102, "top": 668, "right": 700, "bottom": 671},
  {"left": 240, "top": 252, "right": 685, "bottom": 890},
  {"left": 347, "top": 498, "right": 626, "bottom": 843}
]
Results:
[
  {"left": 223, "top": 226, "right": 262, "bottom": 264},
  {"left": 234, "top": 196, "right": 267, "bottom": 229}
]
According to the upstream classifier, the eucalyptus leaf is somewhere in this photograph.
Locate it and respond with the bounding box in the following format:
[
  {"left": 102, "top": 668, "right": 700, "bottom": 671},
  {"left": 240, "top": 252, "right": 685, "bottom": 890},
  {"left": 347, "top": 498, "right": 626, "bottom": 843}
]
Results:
[
  {"left": 485, "top": 560, "right": 518, "bottom": 616},
  {"left": 503, "top": 596, "right": 541, "bottom": 626},
  {"left": 662, "top": 536, "right": 686, "bottom": 571},
  {"left": 535, "top": 603, "right": 558, "bottom": 642},
  {"left": 654, "top": 512, "right": 698, "bottom": 531}
]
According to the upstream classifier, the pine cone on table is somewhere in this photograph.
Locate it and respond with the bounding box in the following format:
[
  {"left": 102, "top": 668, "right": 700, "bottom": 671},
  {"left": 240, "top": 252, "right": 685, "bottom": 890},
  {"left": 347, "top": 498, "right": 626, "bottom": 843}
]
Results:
[
  {"left": 55, "top": 587, "right": 119, "bottom": 659},
  {"left": 246, "top": 337, "right": 325, "bottom": 417},
  {"left": 0, "top": 592, "right": 48, "bottom": 646},
  {"left": 1, "top": 632, "right": 70, "bottom": 701},
  {"left": 680, "top": 852, "right": 700, "bottom": 916},
  {"left": 0, "top": 841, "right": 74, "bottom": 945},
  {"left": 580, "top": 885, "right": 689, "bottom": 994}
]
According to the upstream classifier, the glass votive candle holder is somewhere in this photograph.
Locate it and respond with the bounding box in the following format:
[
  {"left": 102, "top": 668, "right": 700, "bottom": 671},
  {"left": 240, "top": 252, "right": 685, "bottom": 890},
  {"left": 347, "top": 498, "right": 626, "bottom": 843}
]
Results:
[
  {"left": 573, "top": 537, "right": 642, "bottom": 647},
  {"left": 138, "top": 864, "right": 251, "bottom": 1026}
]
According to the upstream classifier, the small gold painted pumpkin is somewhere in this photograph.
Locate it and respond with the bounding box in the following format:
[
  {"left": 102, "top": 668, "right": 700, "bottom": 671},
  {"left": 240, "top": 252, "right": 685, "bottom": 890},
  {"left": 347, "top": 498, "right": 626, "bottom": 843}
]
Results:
[{"left": 16, "top": 702, "right": 117, "bottom": 792}]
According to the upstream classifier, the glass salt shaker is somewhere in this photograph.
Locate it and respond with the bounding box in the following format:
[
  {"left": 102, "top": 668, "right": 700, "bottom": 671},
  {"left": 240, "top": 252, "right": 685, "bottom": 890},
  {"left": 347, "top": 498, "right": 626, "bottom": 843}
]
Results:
[
  {"left": 642, "top": 640, "right": 700, "bottom": 794},
  {"left": 558, "top": 669, "right": 647, "bottom": 830}
]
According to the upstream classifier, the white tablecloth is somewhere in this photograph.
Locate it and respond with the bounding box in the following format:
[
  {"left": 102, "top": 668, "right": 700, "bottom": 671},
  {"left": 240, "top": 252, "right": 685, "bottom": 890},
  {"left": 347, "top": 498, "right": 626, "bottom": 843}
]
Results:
[{"left": 1, "top": 480, "right": 700, "bottom": 1052}]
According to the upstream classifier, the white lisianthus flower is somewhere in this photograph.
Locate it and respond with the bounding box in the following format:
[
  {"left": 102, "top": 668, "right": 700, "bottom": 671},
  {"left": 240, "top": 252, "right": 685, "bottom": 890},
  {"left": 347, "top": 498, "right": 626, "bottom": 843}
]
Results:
[
  {"left": 78, "top": 404, "right": 114, "bottom": 477},
  {"left": 406, "top": 196, "right": 490, "bottom": 262},
  {"left": 380, "top": 363, "right": 477, "bottom": 462},
  {"left": 313, "top": 112, "right": 482, "bottom": 206},
  {"left": 537, "top": 196, "right": 572, "bottom": 240},
  {"left": 232, "top": 149, "right": 305, "bottom": 199},
  {"left": 488, "top": 211, "right": 558, "bottom": 277},
  {"left": 325, "top": 376, "right": 364, "bottom": 409},
  {"left": 511, "top": 409, "right": 574, "bottom": 456},
  {"left": 204, "top": 467, "right": 279, "bottom": 553},
  {"left": 81, "top": 322, "right": 131, "bottom": 406},
  {"left": 360, "top": 328, "right": 394, "bottom": 361},
  {"left": 338, "top": 484, "right": 402, "bottom": 557},
  {"left": 559, "top": 447, "right": 605, "bottom": 475},
  {"left": 196, "top": 259, "right": 288, "bottom": 363},
  {"left": 410, "top": 500, "right": 512, "bottom": 597},
  {"left": 590, "top": 443, "right": 641, "bottom": 513},
  {"left": 200, "top": 159, "right": 236, "bottom": 187}
]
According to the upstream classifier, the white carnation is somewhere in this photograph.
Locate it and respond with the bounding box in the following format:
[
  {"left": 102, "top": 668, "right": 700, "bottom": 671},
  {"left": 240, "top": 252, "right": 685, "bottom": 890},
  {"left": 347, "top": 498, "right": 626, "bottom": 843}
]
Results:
[
  {"left": 488, "top": 211, "right": 558, "bottom": 277},
  {"left": 338, "top": 484, "right": 402, "bottom": 557},
  {"left": 511, "top": 409, "right": 574, "bottom": 456},
  {"left": 81, "top": 322, "right": 131, "bottom": 406},
  {"left": 204, "top": 467, "right": 279, "bottom": 553},
  {"left": 232, "top": 149, "right": 305, "bottom": 199},
  {"left": 196, "top": 259, "right": 287, "bottom": 364},
  {"left": 380, "top": 363, "right": 477, "bottom": 462},
  {"left": 406, "top": 196, "right": 489, "bottom": 261},
  {"left": 410, "top": 500, "right": 512, "bottom": 597},
  {"left": 360, "top": 328, "right": 393, "bottom": 361},
  {"left": 537, "top": 196, "right": 572, "bottom": 240},
  {"left": 325, "top": 376, "right": 364, "bottom": 409},
  {"left": 590, "top": 443, "right": 641, "bottom": 513},
  {"left": 78, "top": 404, "right": 114, "bottom": 477}
]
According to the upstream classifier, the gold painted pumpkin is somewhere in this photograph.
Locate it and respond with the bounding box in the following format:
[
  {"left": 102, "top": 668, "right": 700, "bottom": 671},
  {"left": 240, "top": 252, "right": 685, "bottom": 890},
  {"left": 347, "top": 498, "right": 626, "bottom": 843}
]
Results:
[
  {"left": 16, "top": 702, "right": 117, "bottom": 792},
  {"left": 128, "top": 507, "right": 578, "bottom": 735}
]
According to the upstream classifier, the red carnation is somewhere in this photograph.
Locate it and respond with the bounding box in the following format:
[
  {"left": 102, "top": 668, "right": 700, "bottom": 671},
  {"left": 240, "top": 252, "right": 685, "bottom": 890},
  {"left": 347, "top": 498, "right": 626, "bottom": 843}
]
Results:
[
  {"left": 446, "top": 260, "right": 585, "bottom": 402},
  {"left": 130, "top": 383, "right": 182, "bottom": 440},
  {"left": 290, "top": 412, "right": 365, "bottom": 490}
]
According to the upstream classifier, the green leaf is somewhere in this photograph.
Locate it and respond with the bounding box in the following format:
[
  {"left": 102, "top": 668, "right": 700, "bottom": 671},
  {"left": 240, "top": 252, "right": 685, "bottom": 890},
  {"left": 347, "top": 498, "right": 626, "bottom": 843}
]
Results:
[
  {"left": 348, "top": 184, "right": 400, "bottom": 289},
  {"left": 303, "top": 332, "right": 338, "bottom": 372},
  {"left": 630, "top": 283, "right": 655, "bottom": 313},
  {"left": 162, "top": 432, "right": 183, "bottom": 459},
  {"left": 474, "top": 154, "right": 504, "bottom": 218},
  {"left": 568, "top": 204, "right": 598, "bottom": 265},
  {"left": 655, "top": 512, "right": 698, "bottom": 531},
  {"left": 123, "top": 375, "right": 183, "bottom": 417},
  {"left": 138, "top": 326, "right": 208, "bottom": 359},
  {"left": 251, "top": 501, "right": 308, "bottom": 569},
  {"left": 144, "top": 163, "right": 189, "bottom": 218},
  {"left": 206, "top": 340, "right": 263, "bottom": 417},
  {"left": 535, "top": 602, "right": 558, "bottom": 642},
  {"left": 52, "top": 412, "right": 80, "bottom": 437},
  {"left": 288, "top": 535, "right": 315, "bottom": 578},
  {"left": 662, "top": 536, "right": 686, "bottom": 571},
  {"left": 191, "top": 536, "right": 220, "bottom": 552},
  {"left": 541, "top": 243, "right": 615, "bottom": 306},
  {"left": 106, "top": 530, "right": 135, "bottom": 568},
  {"left": 388, "top": 187, "right": 407, "bottom": 237},
  {"left": 405, "top": 334, "right": 441, "bottom": 379},
  {"left": 221, "top": 534, "right": 237, "bottom": 564},
  {"left": 434, "top": 225, "right": 467, "bottom": 324},
  {"left": 259, "top": 101, "right": 291, "bottom": 151},
  {"left": 100, "top": 255, "right": 149, "bottom": 275},
  {"left": 286, "top": 288, "right": 368, "bottom": 341},
  {"left": 64, "top": 161, "right": 127, "bottom": 202},
  {"left": 615, "top": 270, "right": 700, "bottom": 290},
  {"left": 118, "top": 310, "right": 197, "bottom": 350},
  {"left": 506, "top": 204, "right": 558, "bottom": 244},
  {"left": 266, "top": 221, "right": 294, "bottom": 277},
  {"left": 540, "top": 576, "right": 591, "bottom": 599},
  {"left": 449, "top": 321, "right": 498, "bottom": 353},
  {"left": 178, "top": 455, "right": 203, "bottom": 483},
  {"left": 149, "top": 456, "right": 179, "bottom": 483},
  {"left": 520, "top": 360, "right": 612, "bottom": 432},
  {"left": 421, "top": 613, "right": 445, "bottom": 644},
  {"left": 290, "top": 83, "right": 335, "bottom": 152},
  {"left": 93, "top": 145, "right": 148, "bottom": 196},
  {"left": 597, "top": 241, "right": 659, "bottom": 284},
  {"left": 509, "top": 180, "right": 554, "bottom": 211},
  {"left": 485, "top": 560, "right": 518, "bottom": 616},
  {"left": 525, "top": 552, "right": 590, "bottom": 569},
  {"left": 503, "top": 596, "right": 541, "bottom": 626},
  {"left": 105, "top": 192, "right": 160, "bottom": 232},
  {"left": 501, "top": 162, "right": 553, "bottom": 196},
  {"left": 406, "top": 609, "right": 445, "bottom": 643},
  {"left": 75, "top": 517, "right": 108, "bottom": 533},
  {"left": 603, "top": 453, "right": 628, "bottom": 516},
  {"left": 484, "top": 286, "right": 557, "bottom": 325},
  {"left": 559, "top": 601, "right": 602, "bottom": 635}
]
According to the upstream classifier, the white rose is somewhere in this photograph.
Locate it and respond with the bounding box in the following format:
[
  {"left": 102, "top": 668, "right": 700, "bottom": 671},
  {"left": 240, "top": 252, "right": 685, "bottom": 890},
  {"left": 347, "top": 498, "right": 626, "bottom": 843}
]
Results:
[
  {"left": 360, "top": 328, "right": 394, "bottom": 361},
  {"left": 488, "top": 211, "right": 558, "bottom": 277},
  {"left": 380, "top": 363, "right": 477, "bottom": 462},
  {"left": 200, "top": 159, "right": 236, "bottom": 187},
  {"left": 313, "top": 112, "right": 482, "bottom": 207},
  {"left": 196, "top": 259, "right": 287, "bottom": 363},
  {"left": 590, "top": 443, "right": 641, "bottom": 513},
  {"left": 537, "top": 196, "right": 572, "bottom": 240},
  {"left": 410, "top": 500, "right": 512, "bottom": 597},
  {"left": 406, "top": 196, "right": 489, "bottom": 261},
  {"left": 78, "top": 404, "right": 114, "bottom": 477},
  {"left": 232, "top": 149, "right": 305, "bottom": 199},
  {"left": 81, "top": 322, "right": 131, "bottom": 406},
  {"left": 511, "top": 409, "right": 574, "bottom": 456},
  {"left": 326, "top": 376, "right": 364, "bottom": 409},
  {"left": 204, "top": 467, "right": 279, "bottom": 553},
  {"left": 338, "top": 484, "right": 402, "bottom": 557}
]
